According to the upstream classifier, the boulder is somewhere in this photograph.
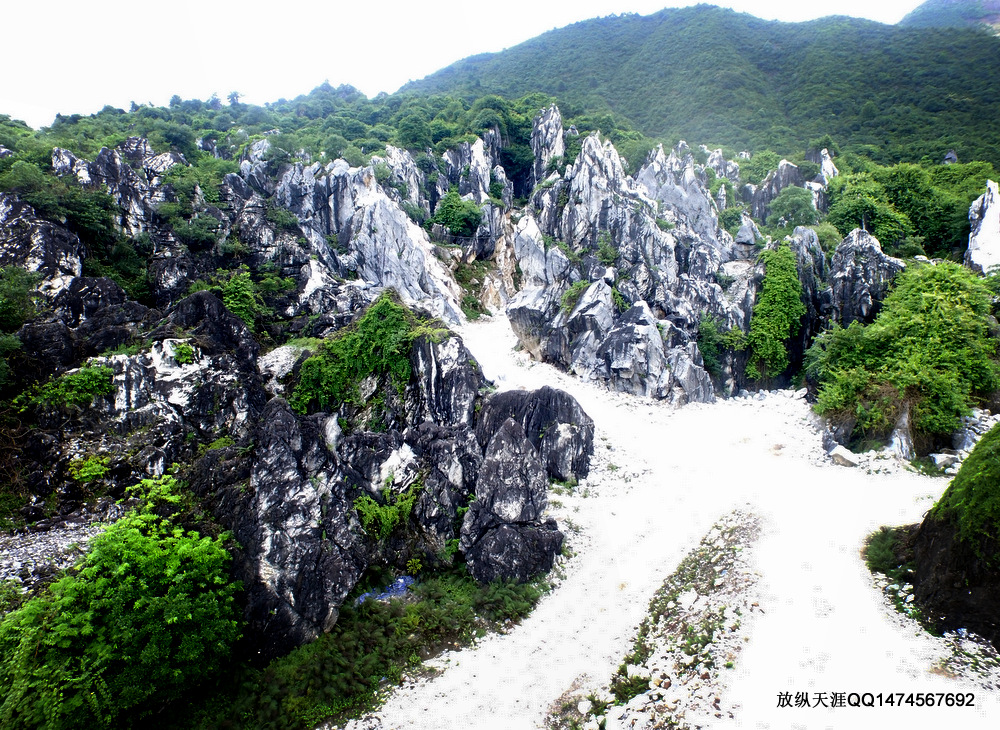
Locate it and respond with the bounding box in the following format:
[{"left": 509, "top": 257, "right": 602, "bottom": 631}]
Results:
[{"left": 475, "top": 386, "right": 595, "bottom": 482}]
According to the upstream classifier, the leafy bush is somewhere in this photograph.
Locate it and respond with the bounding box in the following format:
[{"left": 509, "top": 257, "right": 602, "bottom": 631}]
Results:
[
  {"left": 0, "top": 475, "right": 240, "bottom": 728},
  {"left": 170, "top": 341, "right": 195, "bottom": 364},
  {"left": 67, "top": 455, "right": 109, "bottom": 483},
  {"left": 354, "top": 481, "right": 423, "bottom": 540},
  {"left": 767, "top": 185, "right": 818, "bottom": 227},
  {"left": 929, "top": 423, "right": 1000, "bottom": 566},
  {"left": 25, "top": 365, "right": 115, "bottom": 409},
  {"left": 808, "top": 262, "right": 998, "bottom": 443},
  {"left": 0, "top": 267, "right": 39, "bottom": 333},
  {"left": 222, "top": 270, "right": 270, "bottom": 331},
  {"left": 745, "top": 244, "right": 805, "bottom": 380},
  {"left": 432, "top": 190, "right": 482, "bottom": 237},
  {"left": 289, "top": 292, "right": 447, "bottom": 414},
  {"left": 597, "top": 232, "right": 617, "bottom": 265}
]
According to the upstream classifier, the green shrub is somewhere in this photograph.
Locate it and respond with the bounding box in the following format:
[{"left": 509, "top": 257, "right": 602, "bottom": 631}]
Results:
[
  {"left": 745, "top": 244, "right": 806, "bottom": 380},
  {"left": 432, "top": 190, "right": 482, "bottom": 237},
  {"left": 597, "top": 232, "right": 617, "bottom": 265},
  {"left": 0, "top": 267, "right": 39, "bottom": 333},
  {"left": 808, "top": 262, "right": 998, "bottom": 442},
  {"left": 24, "top": 365, "right": 115, "bottom": 409},
  {"left": 0, "top": 475, "right": 240, "bottom": 729},
  {"left": 354, "top": 481, "right": 423, "bottom": 540},
  {"left": 67, "top": 455, "right": 109, "bottom": 483},
  {"left": 560, "top": 280, "right": 590, "bottom": 315},
  {"left": 171, "top": 340, "right": 195, "bottom": 364},
  {"left": 222, "top": 270, "right": 270, "bottom": 331},
  {"left": 289, "top": 292, "right": 448, "bottom": 414},
  {"left": 266, "top": 203, "right": 300, "bottom": 232}
]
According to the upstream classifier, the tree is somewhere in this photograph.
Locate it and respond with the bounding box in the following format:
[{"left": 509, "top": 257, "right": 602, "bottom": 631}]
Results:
[
  {"left": 432, "top": 190, "right": 482, "bottom": 237},
  {"left": 826, "top": 175, "right": 913, "bottom": 246},
  {"left": 767, "top": 185, "right": 818, "bottom": 227}
]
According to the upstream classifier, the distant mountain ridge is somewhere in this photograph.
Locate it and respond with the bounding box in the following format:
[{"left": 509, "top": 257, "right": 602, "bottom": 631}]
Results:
[
  {"left": 901, "top": 0, "right": 1000, "bottom": 31},
  {"left": 403, "top": 4, "right": 1000, "bottom": 167}
]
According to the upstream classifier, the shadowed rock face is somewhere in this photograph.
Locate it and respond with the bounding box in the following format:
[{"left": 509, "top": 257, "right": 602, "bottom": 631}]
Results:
[
  {"left": 829, "top": 228, "right": 905, "bottom": 327},
  {"left": 461, "top": 418, "right": 563, "bottom": 583},
  {"left": 475, "top": 386, "right": 595, "bottom": 483},
  {"left": 912, "top": 516, "right": 1000, "bottom": 649}
]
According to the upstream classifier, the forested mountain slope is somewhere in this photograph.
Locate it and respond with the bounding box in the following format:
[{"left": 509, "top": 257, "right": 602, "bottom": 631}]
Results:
[{"left": 404, "top": 5, "right": 1000, "bottom": 167}]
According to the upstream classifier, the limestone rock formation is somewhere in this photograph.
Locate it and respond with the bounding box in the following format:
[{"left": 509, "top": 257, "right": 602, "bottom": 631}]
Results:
[
  {"left": 531, "top": 104, "right": 566, "bottom": 187},
  {"left": 829, "top": 229, "right": 905, "bottom": 326},
  {"left": 751, "top": 160, "right": 806, "bottom": 222},
  {"left": 0, "top": 193, "right": 85, "bottom": 298},
  {"left": 965, "top": 179, "right": 1000, "bottom": 274},
  {"left": 460, "top": 418, "right": 563, "bottom": 583}
]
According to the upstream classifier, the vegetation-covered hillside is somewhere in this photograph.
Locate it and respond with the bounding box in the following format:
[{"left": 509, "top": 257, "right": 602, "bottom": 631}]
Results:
[{"left": 404, "top": 5, "right": 1000, "bottom": 168}]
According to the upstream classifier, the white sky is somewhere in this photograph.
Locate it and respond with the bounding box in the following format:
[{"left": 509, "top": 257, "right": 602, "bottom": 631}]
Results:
[{"left": 2, "top": 0, "right": 923, "bottom": 130}]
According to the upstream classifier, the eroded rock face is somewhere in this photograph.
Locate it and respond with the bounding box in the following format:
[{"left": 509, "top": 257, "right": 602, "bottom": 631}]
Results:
[
  {"left": 241, "top": 399, "right": 367, "bottom": 657},
  {"left": 966, "top": 179, "right": 1000, "bottom": 275},
  {"left": 0, "top": 193, "right": 85, "bottom": 298},
  {"left": 475, "top": 386, "right": 594, "bottom": 482},
  {"left": 829, "top": 229, "right": 905, "bottom": 326},
  {"left": 461, "top": 418, "right": 563, "bottom": 583},
  {"left": 751, "top": 160, "right": 806, "bottom": 222},
  {"left": 531, "top": 104, "right": 566, "bottom": 188}
]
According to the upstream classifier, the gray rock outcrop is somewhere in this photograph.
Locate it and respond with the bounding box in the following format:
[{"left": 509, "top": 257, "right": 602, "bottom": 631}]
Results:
[
  {"left": 965, "top": 179, "right": 1000, "bottom": 275},
  {"left": 531, "top": 105, "right": 566, "bottom": 187},
  {"left": 829, "top": 229, "right": 905, "bottom": 326},
  {"left": 0, "top": 193, "right": 85, "bottom": 298}
]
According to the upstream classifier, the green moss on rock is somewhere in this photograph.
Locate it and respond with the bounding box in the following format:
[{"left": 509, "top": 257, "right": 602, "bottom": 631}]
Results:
[{"left": 929, "top": 423, "right": 1000, "bottom": 566}]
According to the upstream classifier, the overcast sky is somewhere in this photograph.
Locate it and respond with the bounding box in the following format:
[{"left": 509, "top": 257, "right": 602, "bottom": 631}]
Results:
[{"left": 3, "top": 0, "right": 923, "bottom": 130}]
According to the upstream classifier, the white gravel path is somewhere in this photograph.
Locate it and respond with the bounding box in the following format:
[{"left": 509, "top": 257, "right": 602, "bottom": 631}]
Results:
[{"left": 340, "top": 315, "right": 999, "bottom": 730}]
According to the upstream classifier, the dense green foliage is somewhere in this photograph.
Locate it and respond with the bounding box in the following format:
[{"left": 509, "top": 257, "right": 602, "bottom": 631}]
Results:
[
  {"left": 354, "top": 481, "right": 423, "bottom": 540},
  {"left": 431, "top": 190, "right": 482, "bottom": 236},
  {"left": 22, "top": 364, "right": 115, "bottom": 409},
  {"left": 0, "top": 267, "right": 39, "bottom": 387},
  {"left": 745, "top": 244, "right": 806, "bottom": 380},
  {"left": 929, "top": 422, "right": 1000, "bottom": 565},
  {"left": 900, "top": 0, "right": 1000, "bottom": 30},
  {"left": 808, "top": 262, "right": 998, "bottom": 443},
  {"left": 767, "top": 185, "right": 819, "bottom": 228},
  {"left": 405, "top": 6, "right": 1000, "bottom": 168},
  {"left": 289, "top": 292, "right": 447, "bottom": 414},
  {"left": 560, "top": 281, "right": 590, "bottom": 315},
  {"left": 0, "top": 475, "right": 240, "bottom": 729},
  {"left": 826, "top": 161, "right": 995, "bottom": 256}
]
